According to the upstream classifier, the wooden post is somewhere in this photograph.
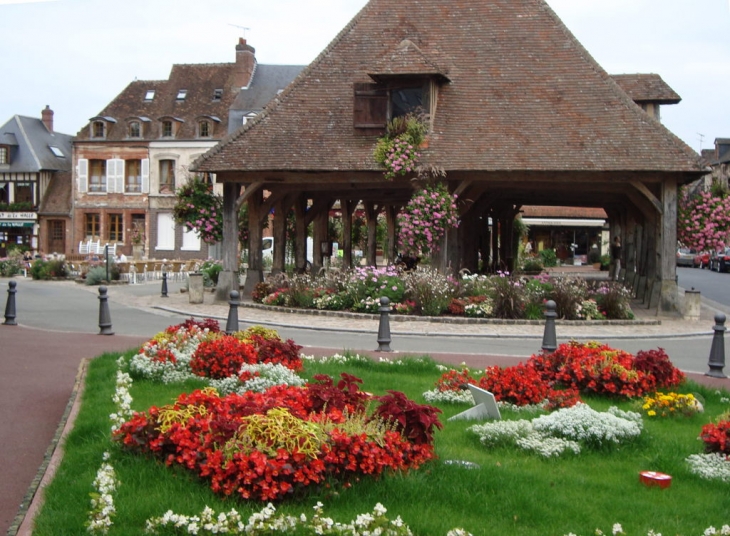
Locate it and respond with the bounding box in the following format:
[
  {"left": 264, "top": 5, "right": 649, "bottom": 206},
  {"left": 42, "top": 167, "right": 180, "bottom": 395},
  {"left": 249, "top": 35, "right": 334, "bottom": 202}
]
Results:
[
  {"left": 385, "top": 204, "right": 399, "bottom": 264},
  {"left": 240, "top": 188, "right": 263, "bottom": 298},
  {"left": 294, "top": 195, "right": 308, "bottom": 273},
  {"left": 341, "top": 199, "right": 355, "bottom": 268},
  {"left": 216, "top": 182, "right": 240, "bottom": 302},
  {"left": 658, "top": 178, "right": 679, "bottom": 313},
  {"left": 364, "top": 201, "right": 379, "bottom": 267},
  {"left": 271, "top": 196, "right": 289, "bottom": 275}
]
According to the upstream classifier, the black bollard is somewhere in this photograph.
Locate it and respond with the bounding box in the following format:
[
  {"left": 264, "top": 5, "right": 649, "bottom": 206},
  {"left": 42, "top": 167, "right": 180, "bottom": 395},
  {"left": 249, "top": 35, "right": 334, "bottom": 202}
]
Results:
[
  {"left": 225, "top": 290, "right": 240, "bottom": 334},
  {"left": 376, "top": 296, "right": 392, "bottom": 352},
  {"left": 98, "top": 285, "right": 114, "bottom": 335},
  {"left": 3, "top": 280, "right": 17, "bottom": 326},
  {"left": 706, "top": 312, "right": 727, "bottom": 379},
  {"left": 161, "top": 271, "right": 169, "bottom": 298},
  {"left": 541, "top": 299, "right": 557, "bottom": 353}
]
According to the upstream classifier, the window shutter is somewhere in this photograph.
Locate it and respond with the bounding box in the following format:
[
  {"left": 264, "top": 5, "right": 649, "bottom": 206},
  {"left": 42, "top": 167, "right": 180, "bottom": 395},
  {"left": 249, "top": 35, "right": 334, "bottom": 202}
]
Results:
[
  {"left": 353, "top": 83, "right": 387, "bottom": 130},
  {"left": 77, "top": 158, "right": 88, "bottom": 193},
  {"left": 116, "top": 159, "right": 125, "bottom": 193},
  {"left": 141, "top": 158, "right": 149, "bottom": 193},
  {"left": 106, "top": 159, "right": 116, "bottom": 193}
]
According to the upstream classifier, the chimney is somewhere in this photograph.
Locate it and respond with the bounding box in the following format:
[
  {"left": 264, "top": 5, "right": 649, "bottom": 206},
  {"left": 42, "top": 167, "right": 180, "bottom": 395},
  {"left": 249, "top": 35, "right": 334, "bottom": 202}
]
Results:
[
  {"left": 41, "top": 105, "right": 54, "bottom": 133},
  {"left": 232, "top": 38, "right": 256, "bottom": 90}
]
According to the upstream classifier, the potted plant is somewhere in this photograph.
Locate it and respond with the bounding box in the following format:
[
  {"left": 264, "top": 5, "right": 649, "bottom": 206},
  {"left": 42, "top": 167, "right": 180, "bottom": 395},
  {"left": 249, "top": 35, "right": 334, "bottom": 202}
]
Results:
[
  {"left": 130, "top": 222, "right": 145, "bottom": 260},
  {"left": 588, "top": 246, "right": 601, "bottom": 269},
  {"left": 600, "top": 254, "right": 611, "bottom": 271}
]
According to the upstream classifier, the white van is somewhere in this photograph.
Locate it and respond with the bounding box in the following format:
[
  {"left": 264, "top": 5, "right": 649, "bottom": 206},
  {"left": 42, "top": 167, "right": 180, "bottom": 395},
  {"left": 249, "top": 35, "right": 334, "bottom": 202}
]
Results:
[{"left": 261, "top": 237, "right": 313, "bottom": 264}]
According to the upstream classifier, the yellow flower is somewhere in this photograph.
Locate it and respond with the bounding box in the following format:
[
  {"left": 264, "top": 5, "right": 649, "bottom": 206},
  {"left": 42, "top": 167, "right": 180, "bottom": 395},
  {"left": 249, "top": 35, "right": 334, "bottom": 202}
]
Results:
[{"left": 648, "top": 410, "right": 656, "bottom": 417}]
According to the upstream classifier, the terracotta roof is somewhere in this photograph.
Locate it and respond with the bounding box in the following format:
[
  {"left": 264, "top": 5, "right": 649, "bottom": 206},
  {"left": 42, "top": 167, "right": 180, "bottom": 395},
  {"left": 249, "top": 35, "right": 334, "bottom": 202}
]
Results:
[
  {"left": 611, "top": 74, "right": 681, "bottom": 104},
  {"left": 75, "top": 63, "right": 241, "bottom": 141},
  {"left": 38, "top": 170, "right": 72, "bottom": 216},
  {"left": 196, "top": 0, "right": 701, "bottom": 175},
  {"left": 521, "top": 205, "right": 607, "bottom": 219},
  {"left": 368, "top": 39, "right": 449, "bottom": 82}
]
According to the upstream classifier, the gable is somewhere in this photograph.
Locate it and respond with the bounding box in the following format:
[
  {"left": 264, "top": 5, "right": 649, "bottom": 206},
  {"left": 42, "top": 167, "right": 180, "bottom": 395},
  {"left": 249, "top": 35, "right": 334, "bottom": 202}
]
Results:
[{"left": 196, "top": 0, "right": 701, "bottom": 176}]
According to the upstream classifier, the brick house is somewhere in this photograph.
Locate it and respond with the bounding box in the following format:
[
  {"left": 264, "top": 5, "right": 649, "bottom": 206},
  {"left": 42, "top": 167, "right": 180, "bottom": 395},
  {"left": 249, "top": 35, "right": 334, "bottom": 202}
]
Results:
[
  {"left": 194, "top": 0, "right": 704, "bottom": 312},
  {"left": 0, "top": 106, "right": 73, "bottom": 257},
  {"left": 71, "top": 39, "right": 302, "bottom": 260}
]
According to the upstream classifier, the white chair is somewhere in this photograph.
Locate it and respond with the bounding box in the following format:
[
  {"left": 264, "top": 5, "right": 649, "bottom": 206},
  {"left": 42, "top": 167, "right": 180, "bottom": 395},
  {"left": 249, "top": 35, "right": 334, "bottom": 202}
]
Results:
[{"left": 79, "top": 241, "right": 89, "bottom": 255}]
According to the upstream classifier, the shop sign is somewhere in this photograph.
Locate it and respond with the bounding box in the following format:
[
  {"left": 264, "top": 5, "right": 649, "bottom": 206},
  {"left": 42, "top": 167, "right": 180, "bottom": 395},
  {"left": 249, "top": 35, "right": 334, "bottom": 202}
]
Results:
[
  {"left": 0, "top": 212, "right": 37, "bottom": 220},
  {"left": 0, "top": 221, "right": 34, "bottom": 228}
]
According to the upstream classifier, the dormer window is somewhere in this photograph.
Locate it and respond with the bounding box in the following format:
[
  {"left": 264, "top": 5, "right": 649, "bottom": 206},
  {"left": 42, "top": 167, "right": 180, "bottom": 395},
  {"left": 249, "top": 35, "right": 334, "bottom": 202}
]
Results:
[
  {"left": 0, "top": 146, "right": 8, "bottom": 164},
  {"left": 242, "top": 112, "right": 257, "bottom": 126},
  {"left": 92, "top": 120, "right": 106, "bottom": 139},
  {"left": 161, "top": 120, "right": 173, "bottom": 138},
  {"left": 212, "top": 89, "right": 223, "bottom": 101},
  {"left": 199, "top": 120, "right": 211, "bottom": 138},
  {"left": 176, "top": 89, "right": 188, "bottom": 101},
  {"left": 144, "top": 90, "right": 155, "bottom": 101},
  {"left": 128, "top": 121, "right": 141, "bottom": 138}
]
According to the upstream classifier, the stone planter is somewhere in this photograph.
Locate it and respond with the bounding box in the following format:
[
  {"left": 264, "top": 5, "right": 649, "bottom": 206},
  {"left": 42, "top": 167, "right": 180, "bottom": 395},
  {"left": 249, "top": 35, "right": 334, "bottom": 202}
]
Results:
[{"left": 132, "top": 244, "right": 143, "bottom": 260}]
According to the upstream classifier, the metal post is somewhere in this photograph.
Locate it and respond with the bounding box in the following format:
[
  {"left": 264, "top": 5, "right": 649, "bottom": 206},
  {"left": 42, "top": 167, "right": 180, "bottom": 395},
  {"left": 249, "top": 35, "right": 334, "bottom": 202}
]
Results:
[
  {"left": 105, "top": 244, "right": 109, "bottom": 283},
  {"left": 541, "top": 299, "right": 557, "bottom": 353},
  {"left": 3, "top": 280, "right": 17, "bottom": 326},
  {"left": 98, "top": 285, "right": 114, "bottom": 335},
  {"left": 707, "top": 312, "right": 727, "bottom": 378},
  {"left": 376, "top": 296, "right": 392, "bottom": 352},
  {"left": 225, "top": 290, "right": 240, "bottom": 334},
  {"left": 161, "top": 271, "right": 168, "bottom": 298}
]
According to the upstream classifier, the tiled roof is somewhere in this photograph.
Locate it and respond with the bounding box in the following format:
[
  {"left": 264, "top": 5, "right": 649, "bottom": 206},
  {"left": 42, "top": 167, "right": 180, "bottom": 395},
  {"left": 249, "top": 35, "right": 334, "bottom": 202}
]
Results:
[
  {"left": 611, "top": 74, "right": 681, "bottom": 104},
  {"left": 196, "top": 0, "right": 701, "bottom": 175},
  {"left": 38, "top": 170, "right": 72, "bottom": 216},
  {"left": 0, "top": 115, "right": 73, "bottom": 172},
  {"left": 75, "top": 63, "right": 240, "bottom": 141}
]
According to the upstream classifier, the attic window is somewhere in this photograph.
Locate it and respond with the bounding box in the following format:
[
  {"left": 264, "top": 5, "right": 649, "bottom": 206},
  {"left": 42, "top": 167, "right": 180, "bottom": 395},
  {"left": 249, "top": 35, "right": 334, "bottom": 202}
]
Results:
[
  {"left": 0, "top": 146, "right": 7, "bottom": 164},
  {"left": 144, "top": 90, "right": 156, "bottom": 101},
  {"left": 161, "top": 120, "right": 174, "bottom": 138},
  {"left": 198, "top": 120, "right": 210, "bottom": 138},
  {"left": 128, "top": 121, "right": 141, "bottom": 138},
  {"left": 353, "top": 81, "right": 430, "bottom": 131},
  {"left": 212, "top": 89, "right": 223, "bottom": 101},
  {"left": 91, "top": 121, "right": 106, "bottom": 139},
  {"left": 48, "top": 145, "right": 64, "bottom": 158},
  {"left": 176, "top": 89, "right": 188, "bottom": 101}
]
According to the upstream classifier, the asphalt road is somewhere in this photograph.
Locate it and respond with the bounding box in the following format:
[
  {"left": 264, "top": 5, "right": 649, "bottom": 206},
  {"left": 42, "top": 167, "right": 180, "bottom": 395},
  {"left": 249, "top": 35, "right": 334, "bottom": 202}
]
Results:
[{"left": 1, "top": 277, "right": 721, "bottom": 375}]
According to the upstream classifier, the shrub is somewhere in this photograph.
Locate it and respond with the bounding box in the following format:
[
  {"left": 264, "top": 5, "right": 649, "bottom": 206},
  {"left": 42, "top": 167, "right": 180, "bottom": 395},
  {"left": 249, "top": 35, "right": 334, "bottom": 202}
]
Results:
[
  {"left": 199, "top": 259, "right": 222, "bottom": 287},
  {"left": 521, "top": 257, "right": 544, "bottom": 273},
  {"left": 489, "top": 272, "right": 526, "bottom": 319},
  {"left": 30, "top": 259, "right": 68, "bottom": 280},
  {"left": 0, "top": 257, "right": 22, "bottom": 277},
  {"left": 251, "top": 281, "right": 273, "bottom": 303},
  {"left": 84, "top": 266, "right": 109, "bottom": 285},
  {"left": 404, "top": 267, "right": 457, "bottom": 316},
  {"left": 549, "top": 277, "right": 588, "bottom": 320},
  {"left": 633, "top": 348, "right": 685, "bottom": 388},
  {"left": 373, "top": 390, "right": 443, "bottom": 445},
  {"left": 590, "top": 281, "right": 633, "bottom": 319},
  {"left": 539, "top": 248, "right": 558, "bottom": 267}
]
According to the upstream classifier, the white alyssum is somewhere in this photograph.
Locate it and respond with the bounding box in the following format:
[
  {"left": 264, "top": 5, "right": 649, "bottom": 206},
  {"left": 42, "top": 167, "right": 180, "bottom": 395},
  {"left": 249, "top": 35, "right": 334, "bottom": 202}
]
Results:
[
  {"left": 109, "top": 369, "right": 134, "bottom": 433},
  {"left": 145, "top": 503, "right": 418, "bottom": 535},
  {"left": 86, "top": 452, "right": 119, "bottom": 534},
  {"left": 208, "top": 362, "right": 306, "bottom": 395},
  {"left": 686, "top": 452, "right": 730, "bottom": 483},
  {"left": 531, "top": 403, "right": 642, "bottom": 447}
]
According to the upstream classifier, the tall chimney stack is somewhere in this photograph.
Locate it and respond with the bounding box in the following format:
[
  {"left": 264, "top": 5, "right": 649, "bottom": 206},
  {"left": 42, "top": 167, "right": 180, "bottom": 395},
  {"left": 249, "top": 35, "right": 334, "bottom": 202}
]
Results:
[
  {"left": 232, "top": 38, "right": 256, "bottom": 90},
  {"left": 41, "top": 105, "right": 54, "bottom": 133}
]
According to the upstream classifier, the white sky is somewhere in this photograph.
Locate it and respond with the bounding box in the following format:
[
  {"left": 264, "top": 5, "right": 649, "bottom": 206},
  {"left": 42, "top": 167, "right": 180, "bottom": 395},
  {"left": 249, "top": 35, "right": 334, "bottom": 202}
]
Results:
[{"left": 1, "top": 0, "right": 728, "bottom": 154}]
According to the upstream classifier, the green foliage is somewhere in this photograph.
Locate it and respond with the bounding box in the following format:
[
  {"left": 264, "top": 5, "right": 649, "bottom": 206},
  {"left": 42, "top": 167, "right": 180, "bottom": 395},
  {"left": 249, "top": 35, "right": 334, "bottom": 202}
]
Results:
[
  {"left": 29, "top": 259, "right": 68, "bottom": 280},
  {"left": 539, "top": 248, "right": 558, "bottom": 267},
  {"left": 373, "top": 112, "right": 428, "bottom": 180},
  {"left": 85, "top": 266, "right": 109, "bottom": 285},
  {"left": 198, "top": 259, "right": 222, "bottom": 287},
  {"left": 521, "top": 257, "right": 544, "bottom": 273},
  {"left": 0, "top": 201, "right": 33, "bottom": 211},
  {"left": 0, "top": 256, "right": 22, "bottom": 277}
]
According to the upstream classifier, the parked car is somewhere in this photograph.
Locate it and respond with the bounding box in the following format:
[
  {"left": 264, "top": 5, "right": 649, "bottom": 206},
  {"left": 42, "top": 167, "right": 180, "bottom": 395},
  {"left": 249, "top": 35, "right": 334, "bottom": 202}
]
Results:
[
  {"left": 676, "top": 247, "right": 696, "bottom": 267},
  {"left": 709, "top": 247, "right": 730, "bottom": 272},
  {"left": 695, "top": 251, "right": 711, "bottom": 269}
]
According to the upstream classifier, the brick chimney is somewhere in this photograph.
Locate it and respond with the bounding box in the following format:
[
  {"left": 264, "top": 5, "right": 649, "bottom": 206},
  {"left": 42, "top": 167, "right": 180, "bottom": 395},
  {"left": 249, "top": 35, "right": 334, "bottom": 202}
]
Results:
[
  {"left": 41, "top": 105, "right": 54, "bottom": 133},
  {"left": 232, "top": 38, "right": 256, "bottom": 90}
]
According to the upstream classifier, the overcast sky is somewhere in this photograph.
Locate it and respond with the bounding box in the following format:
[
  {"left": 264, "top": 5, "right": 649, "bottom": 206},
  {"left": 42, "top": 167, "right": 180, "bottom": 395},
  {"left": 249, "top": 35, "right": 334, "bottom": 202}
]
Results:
[{"left": 1, "top": 0, "right": 728, "bottom": 154}]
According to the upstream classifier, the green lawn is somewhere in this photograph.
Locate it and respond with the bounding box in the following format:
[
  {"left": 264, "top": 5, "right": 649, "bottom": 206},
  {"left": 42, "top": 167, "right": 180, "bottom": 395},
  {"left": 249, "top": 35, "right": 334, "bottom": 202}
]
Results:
[{"left": 30, "top": 351, "right": 730, "bottom": 536}]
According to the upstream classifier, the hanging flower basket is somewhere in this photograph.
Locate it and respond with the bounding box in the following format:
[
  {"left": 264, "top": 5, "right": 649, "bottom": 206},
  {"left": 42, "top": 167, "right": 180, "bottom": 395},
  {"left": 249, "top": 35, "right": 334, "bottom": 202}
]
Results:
[
  {"left": 373, "top": 113, "right": 428, "bottom": 180},
  {"left": 397, "top": 182, "right": 459, "bottom": 257}
]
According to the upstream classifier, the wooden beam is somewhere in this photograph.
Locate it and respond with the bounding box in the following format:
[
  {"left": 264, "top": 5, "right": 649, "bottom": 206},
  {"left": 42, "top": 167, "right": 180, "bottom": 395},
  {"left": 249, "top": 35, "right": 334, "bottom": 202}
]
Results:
[
  {"left": 630, "top": 181, "right": 663, "bottom": 215},
  {"left": 235, "top": 181, "right": 264, "bottom": 210}
]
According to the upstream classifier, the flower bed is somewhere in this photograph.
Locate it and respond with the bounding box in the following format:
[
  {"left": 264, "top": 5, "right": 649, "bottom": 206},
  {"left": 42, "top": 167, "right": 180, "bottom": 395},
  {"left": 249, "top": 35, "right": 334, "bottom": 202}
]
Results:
[
  {"left": 253, "top": 268, "right": 634, "bottom": 320},
  {"left": 114, "top": 376, "right": 440, "bottom": 502}
]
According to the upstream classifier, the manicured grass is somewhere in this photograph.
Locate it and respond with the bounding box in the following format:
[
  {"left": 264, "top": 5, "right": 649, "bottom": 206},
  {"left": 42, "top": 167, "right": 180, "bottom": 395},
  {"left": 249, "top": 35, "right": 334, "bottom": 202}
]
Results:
[{"left": 31, "top": 351, "right": 730, "bottom": 536}]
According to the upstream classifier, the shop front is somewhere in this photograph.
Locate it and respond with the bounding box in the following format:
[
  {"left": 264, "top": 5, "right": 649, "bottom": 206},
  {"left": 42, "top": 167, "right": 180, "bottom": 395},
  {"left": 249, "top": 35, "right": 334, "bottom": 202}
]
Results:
[{"left": 0, "top": 212, "right": 37, "bottom": 256}]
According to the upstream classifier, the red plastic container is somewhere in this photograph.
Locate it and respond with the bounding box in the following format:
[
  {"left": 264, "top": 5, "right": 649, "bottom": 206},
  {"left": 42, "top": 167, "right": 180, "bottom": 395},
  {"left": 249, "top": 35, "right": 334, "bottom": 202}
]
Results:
[{"left": 639, "top": 471, "right": 672, "bottom": 489}]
